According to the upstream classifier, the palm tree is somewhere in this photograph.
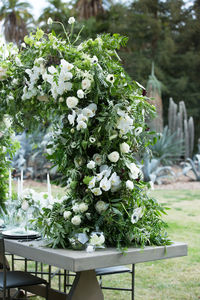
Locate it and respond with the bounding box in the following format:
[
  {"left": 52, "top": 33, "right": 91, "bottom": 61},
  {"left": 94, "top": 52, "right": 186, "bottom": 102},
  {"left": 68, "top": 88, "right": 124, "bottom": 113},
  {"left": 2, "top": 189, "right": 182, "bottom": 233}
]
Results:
[
  {"left": 0, "top": 0, "right": 33, "bottom": 45},
  {"left": 76, "top": 0, "right": 104, "bottom": 19}
]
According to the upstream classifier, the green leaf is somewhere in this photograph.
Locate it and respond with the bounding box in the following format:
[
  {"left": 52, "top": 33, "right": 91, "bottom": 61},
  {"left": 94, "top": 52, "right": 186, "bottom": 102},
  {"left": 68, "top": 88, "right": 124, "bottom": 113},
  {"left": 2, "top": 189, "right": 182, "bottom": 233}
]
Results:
[
  {"left": 83, "top": 176, "right": 93, "bottom": 185},
  {"left": 36, "top": 28, "right": 44, "bottom": 40}
]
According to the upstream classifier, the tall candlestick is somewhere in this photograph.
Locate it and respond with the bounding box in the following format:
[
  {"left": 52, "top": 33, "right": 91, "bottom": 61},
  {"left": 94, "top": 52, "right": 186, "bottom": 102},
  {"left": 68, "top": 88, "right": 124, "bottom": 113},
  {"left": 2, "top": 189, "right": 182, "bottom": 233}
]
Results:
[
  {"left": 17, "top": 178, "right": 21, "bottom": 200},
  {"left": 20, "top": 169, "right": 23, "bottom": 195},
  {"left": 47, "top": 173, "right": 52, "bottom": 201},
  {"left": 9, "top": 169, "right": 12, "bottom": 200}
]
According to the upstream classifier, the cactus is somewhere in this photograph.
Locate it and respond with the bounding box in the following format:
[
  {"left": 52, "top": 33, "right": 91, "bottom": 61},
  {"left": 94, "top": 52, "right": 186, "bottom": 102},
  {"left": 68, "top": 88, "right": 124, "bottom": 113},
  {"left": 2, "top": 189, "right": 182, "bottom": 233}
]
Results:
[{"left": 168, "top": 98, "right": 194, "bottom": 158}]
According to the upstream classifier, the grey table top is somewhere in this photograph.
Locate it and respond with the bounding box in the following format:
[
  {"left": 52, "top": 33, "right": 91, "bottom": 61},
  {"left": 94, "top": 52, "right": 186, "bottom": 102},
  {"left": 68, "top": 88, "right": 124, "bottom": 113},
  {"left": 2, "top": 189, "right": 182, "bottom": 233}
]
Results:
[{"left": 5, "top": 239, "right": 187, "bottom": 272}]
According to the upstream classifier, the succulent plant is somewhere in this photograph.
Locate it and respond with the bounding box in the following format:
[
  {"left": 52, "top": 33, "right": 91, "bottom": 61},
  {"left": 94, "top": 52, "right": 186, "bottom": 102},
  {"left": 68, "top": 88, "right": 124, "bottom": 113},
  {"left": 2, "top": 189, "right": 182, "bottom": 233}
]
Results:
[{"left": 181, "top": 154, "right": 200, "bottom": 181}]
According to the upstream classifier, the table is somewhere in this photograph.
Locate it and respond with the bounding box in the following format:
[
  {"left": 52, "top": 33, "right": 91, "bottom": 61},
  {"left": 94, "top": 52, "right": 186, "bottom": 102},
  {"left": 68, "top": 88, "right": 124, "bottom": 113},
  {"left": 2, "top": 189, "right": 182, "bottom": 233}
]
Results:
[{"left": 5, "top": 239, "right": 187, "bottom": 300}]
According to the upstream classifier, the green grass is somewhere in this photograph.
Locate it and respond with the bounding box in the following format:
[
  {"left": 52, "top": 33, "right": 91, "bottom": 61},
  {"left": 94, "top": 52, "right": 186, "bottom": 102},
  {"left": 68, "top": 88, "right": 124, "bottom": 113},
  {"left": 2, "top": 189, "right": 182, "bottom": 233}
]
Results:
[{"left": 10, "top": 184, "right": 200, "bottom": 299}]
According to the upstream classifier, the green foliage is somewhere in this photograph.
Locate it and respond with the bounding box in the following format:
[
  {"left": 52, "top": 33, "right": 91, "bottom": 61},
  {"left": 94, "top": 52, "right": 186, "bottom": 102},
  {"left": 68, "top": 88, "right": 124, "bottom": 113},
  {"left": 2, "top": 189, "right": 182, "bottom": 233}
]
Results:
[
  {"left": 0, "top": 117, "right": 19, "bottom": 205},
  {"left": 0, "top": 21, "right": 170, "bottom": 249}
]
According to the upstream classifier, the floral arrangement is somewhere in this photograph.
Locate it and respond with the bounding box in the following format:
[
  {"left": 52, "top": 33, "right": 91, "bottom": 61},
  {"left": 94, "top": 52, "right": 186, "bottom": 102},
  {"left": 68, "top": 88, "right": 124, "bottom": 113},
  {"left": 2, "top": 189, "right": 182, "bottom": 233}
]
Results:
[
  {"left": 0, "top": 19, "right": 170, "bottom": 250},
  {"left": 1, "top": 188, "right": 63, "bottom": 228}
]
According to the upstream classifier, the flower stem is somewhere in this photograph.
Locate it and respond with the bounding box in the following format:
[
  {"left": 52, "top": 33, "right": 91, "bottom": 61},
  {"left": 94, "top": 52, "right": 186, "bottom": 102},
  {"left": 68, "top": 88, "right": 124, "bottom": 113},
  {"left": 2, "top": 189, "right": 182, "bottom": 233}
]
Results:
[
  {"left": 54, "top": 21, "right": 70, "bottom": 44},
  {"left": 121, "top": 203, "right": 130, "bottom": 217}
]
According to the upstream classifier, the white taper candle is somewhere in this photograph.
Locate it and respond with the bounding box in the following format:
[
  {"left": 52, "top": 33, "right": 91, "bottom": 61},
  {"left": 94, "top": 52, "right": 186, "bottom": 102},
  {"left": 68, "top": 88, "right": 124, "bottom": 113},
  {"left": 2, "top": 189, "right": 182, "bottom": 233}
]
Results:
[
  {"left": 9, "top": 169, "right": 12, "bottom": 199},
  {"left": 47, "top": 173, "right": 52, "bottom": 201},
  {"left": 20, "top": 169, "right": 23, "bottom": 195}
]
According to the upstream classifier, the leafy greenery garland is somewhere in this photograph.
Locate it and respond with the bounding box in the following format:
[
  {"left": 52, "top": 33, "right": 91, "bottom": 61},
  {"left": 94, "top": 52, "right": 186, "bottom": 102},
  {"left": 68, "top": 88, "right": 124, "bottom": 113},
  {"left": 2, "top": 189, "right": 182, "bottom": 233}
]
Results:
[{"left": 0, "top": 22, "right": 171, "bottom": 249}]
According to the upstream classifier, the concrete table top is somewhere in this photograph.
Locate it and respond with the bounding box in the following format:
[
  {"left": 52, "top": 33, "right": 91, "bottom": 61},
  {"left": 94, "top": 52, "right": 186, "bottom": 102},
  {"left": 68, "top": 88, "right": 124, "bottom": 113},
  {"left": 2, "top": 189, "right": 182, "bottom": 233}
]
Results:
[
  {"left": 4, "top": 239, "right": 187, "bottom": 300},
  {"left": 5, "top": 239, "right": 187, "bottom": 272}
]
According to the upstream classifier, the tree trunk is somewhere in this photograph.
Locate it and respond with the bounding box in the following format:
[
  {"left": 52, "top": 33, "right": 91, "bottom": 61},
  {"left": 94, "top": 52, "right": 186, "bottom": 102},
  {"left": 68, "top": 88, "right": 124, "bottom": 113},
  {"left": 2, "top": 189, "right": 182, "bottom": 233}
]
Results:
[{"left": 76, "top": 0, "right": 104, "bottom": 19}]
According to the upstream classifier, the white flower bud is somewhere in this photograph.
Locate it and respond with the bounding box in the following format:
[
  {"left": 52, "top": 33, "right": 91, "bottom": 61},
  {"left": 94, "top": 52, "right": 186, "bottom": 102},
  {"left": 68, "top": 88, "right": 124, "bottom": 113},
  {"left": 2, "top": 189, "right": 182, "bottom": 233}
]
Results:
[
  {"left": 47, "top": 18, "right": 53, "bottom": 25},
  {"left": 77, "top": 89, "right": 84, "bottom": 99},
  {"left": 120, "top": 142, "right": 130, "bottom": 153},
  {"left": 63, "top": 211, "right": 72, "bottom": 219},
  {"left": 126, "top": 180, "right": 134, "bottom": 190}
]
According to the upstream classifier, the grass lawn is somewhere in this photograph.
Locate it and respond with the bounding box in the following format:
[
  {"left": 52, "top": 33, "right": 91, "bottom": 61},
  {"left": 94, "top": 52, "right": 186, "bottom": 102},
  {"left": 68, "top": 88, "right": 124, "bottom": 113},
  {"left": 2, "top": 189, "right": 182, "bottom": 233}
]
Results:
[{"left": 10, "top": 183, "right": 200, "bottom": 299}]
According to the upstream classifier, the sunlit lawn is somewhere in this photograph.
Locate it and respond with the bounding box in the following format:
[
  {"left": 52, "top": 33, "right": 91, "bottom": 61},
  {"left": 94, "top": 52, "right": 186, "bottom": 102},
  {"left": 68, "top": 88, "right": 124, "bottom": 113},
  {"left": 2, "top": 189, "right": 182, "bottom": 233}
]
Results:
[{"left": 11, "top": 182, "right": 200, "bottom": 299}]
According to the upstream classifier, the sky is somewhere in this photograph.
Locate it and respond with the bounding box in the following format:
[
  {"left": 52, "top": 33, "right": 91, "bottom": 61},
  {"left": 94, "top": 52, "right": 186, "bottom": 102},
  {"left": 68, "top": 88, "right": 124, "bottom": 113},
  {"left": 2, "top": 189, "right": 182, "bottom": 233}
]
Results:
[{"left": 28, "top": 0, "right": 194, "bottom": 19}]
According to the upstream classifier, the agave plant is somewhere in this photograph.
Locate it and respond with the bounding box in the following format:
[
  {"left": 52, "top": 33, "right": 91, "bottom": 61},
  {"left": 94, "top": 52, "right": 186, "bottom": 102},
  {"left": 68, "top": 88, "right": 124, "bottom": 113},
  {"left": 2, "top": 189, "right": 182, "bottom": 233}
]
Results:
[
  {"left": 180, "top": 154, "right": 200, "bottom": 181},
  {"left": 142, "top": 126, "right": 183, "bottom": 184},
  {"left": 151, "top": 126, "right": 184, "bottom": 165},
  {"left": 12, "top": 127, "right": 53, "bottom": 179},
  {"left": 142, "top": 155, "right": 176, "bottom": 184}
]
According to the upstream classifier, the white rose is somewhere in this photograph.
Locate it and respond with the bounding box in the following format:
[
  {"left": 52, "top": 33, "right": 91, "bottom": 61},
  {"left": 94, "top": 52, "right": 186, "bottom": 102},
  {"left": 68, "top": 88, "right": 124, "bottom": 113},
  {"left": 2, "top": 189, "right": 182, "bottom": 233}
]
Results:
[
  {"left": 79, "top": 203, "right": 88, "bottom": 213},
  {"left": 71, "top": 215, "right": 81, "bottom": 226},
  {"left": 108, "top": 151, "right": 120, "bottom": 163},
  {"left": 63, "top": 211, "right": 72, "bottom": 219},
  {"left": 21, "top": 200, "right": 29, "bottom": 211},
  {"left": 95, "top": 200, "right": 107, "bottom": 213},
  {"left": 77, "top": 89, "right": 84, "bottom": 99},
  {"left": 66, "top": 96, "right": 78, "bottom": 109},
  {"left": 82, "top": 78, "right": 91, "bottom": 90},
  {"left": 126, "top": 180, "right": 134, "bottom": 190},
  {"left": 120, "top": 142, "right": 130, "bottom": 153},
  {"left": 72, "top": 204, "right": 80, "bottom": 213},
  {"left": 91, "top": 188, "right": 102, "bottom": 196},
  {"left": 68, "top": 17, "right": 75, "bottom": 24},
  {"left": 87, "top": 160, "right": 96, "bottom": 169}
]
